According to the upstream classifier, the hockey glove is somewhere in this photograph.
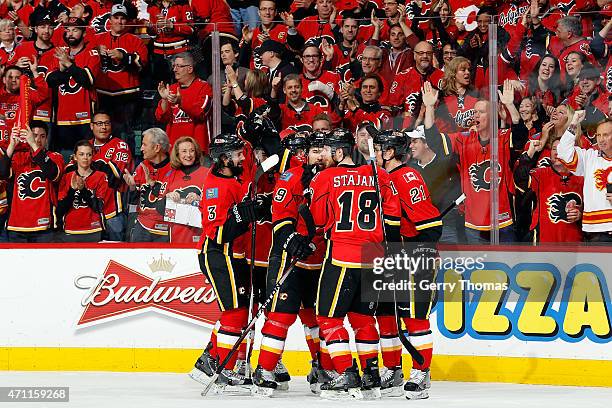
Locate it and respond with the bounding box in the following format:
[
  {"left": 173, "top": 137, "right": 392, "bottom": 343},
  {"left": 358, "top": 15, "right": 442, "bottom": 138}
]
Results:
[
  {"left": 300, "top": 164, "right": 317, "bottom": 191},
  {"left": 283, "top": 232, "right": 315, "bottom": 260},
  {"left": 232, "top": 199, "right": 258, "bottom": 225},
  {"left": 255, "top": 192, "right": 273, "bottom": 221}
]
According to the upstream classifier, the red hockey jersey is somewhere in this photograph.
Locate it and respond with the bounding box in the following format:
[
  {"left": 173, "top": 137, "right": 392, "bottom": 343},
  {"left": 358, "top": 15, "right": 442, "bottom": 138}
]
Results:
[
  {"left": 92, "top": 136, "right": 133, "bottom": 219},
  {"left": 427, "top": 127, "right": 515, "bottom": 231},
  {"left": 309, "top": 164, "right": 401, "bottom": 266},
  {"left": 522, "top": 166, "right": 584, "bottom": 243},
  {"left": 388, "top": 164, "right": 442, "bottom": 238},
  {"left": 147, "top": 4, "right": 194, "bottom": 56},
  {"left": 45, "top": 45, "right": 101, "bottom": 125},
  {"left": 133, "top": 159, "right": 171, "bottom": 235},
  {"left": 94, "top": 31, "right": 148, "bottom": 96},
  {"left": 163, "top": 164, "right": 208, "bottom": 244},
  {"left": 272, "top": 164, "right": 325, "bottom": 269},
  {"left": 58, "top": 168, "right": 109, "bottom": 234},
  {"left": 3, "top": 147, "right": 64, "bottom": 232},
  {"left": 155, "top": 79, "right": 213, "bottom": 151}
]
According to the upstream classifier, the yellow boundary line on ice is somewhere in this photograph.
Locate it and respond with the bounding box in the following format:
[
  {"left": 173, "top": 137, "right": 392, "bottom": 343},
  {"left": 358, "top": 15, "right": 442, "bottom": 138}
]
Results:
[{"left": 1, "top": 348, "right": 610, "bottom": 387}]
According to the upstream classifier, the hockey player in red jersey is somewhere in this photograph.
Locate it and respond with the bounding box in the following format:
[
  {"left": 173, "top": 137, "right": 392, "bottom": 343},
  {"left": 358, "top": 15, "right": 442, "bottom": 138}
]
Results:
[
  {"left": 189, "top": 133, "right": 266, "bottom": 392},
  {"left": 0, "top": 122, "right": 64, "bottom": 242},
  {"left": 309, "top": 128, "right": 402, "bottom": 400},
  {"left": 57, "top": 139, "right": 110, "bottom": 242},
  {"left": 372, "top": 128, "right": 442, "bottom": 399},
  {"left": 252, "top": 131, "right": 334, "bottom": 396}
]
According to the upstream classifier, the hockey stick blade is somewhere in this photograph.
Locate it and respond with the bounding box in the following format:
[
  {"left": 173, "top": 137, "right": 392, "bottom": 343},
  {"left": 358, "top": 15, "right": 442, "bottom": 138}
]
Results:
[
  {"left": 254, "top": 154, "right": 280, "bottom": 182},
  {"left": 396, "top": 315, "right": 425, "bottom": 366}
]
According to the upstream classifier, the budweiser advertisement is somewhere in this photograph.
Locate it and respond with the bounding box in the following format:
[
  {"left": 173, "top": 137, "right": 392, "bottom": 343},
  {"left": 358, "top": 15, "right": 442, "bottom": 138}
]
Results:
[{"left": 75, "top": 255, "right": 221, "bottom": 328}]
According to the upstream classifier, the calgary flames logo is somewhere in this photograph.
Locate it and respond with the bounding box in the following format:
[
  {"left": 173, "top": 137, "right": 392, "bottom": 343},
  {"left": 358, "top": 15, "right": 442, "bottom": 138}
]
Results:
[
  {"left": 91, "top": 12, "right": 111, "bottom": 33},
  {"left": 547, "top": 192, "right": 582, "bottom": 224},
  {"left": 594, "top": 167, "right": 612, "bottom": 191},
  {"left": 405, "top": 92, "right": 420, "bottom": 115},
  {"left": 304, "top": 34, "right": 335, "bottom": 48},
  {"left": 16, "top": 171, "right": 45, "bottom": 200},
  {"left": 59, "top": 78, "right": 83, "bottom": 95},
  {"left": 469, "top": 161, "right": 502, "bottom": 192},
  {"left": 306, "top": 94, "right": 329, "bottom": 108},
  {"left": 140, "top": 181, "right": 168, "bottom": 210}
]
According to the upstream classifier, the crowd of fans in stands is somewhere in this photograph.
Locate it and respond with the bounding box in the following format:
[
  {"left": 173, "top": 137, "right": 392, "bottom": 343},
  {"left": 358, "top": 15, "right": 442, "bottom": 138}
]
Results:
[{"left": 0, "top": 0, "right": 611, "bottom": 244}]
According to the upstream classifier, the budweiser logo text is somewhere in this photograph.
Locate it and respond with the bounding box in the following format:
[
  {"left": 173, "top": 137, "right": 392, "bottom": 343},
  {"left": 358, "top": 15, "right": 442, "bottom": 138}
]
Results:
[{"left": 75, "top": 260, "right": 221, "bottom": 327}]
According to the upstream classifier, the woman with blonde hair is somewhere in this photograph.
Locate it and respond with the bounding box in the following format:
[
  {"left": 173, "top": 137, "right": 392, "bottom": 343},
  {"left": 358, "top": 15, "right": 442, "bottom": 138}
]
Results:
[
  {"left": 223, "top": 67, "right": 269, "bottom": 115},
  {"left": 435, "top": 56, "right": 479, "bottom": 133},
  {"left": 159, "top": 136, "right": 208, "bottom": 243}
]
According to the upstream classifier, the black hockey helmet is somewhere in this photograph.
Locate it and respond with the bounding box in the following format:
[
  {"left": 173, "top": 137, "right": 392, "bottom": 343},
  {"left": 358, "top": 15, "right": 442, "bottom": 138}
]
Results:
[
  {"left": 325, "top": 128, "right": 354, "bottom": 149},
  {"left": 281, "top": 130, "right": 310, "bottom": 154},
  {"left": 374, "top": 129, "right": 409, "bottom": 157},
  {"left": 308, "top": 130, "right": 328, "bottom": 148},
  {"left": 209, "top": 133, "right": 245, "bottom": 162}
]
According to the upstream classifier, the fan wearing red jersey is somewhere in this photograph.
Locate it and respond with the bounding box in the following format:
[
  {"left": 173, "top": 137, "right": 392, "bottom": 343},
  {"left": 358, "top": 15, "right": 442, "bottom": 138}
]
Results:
[
  {"left": 155, "top": 52, "right": 213, "bottom": 152},
  {"left": 57, "top": 140, "right": 109, "bottom": 242},
  {"left": 342, "top": 74, "right": 392, "bottom": 132},
  {"left": 252, "top": 132, "right": 334, "bottom": 395},
  {"left": 372, "top": 128, "right": 441, "bottom": 399},
  {"left": 189, "top": 133, "right": 266, "bottom": 391},
  {"left": 309, "top": 128, "right": 401, "bottom": 399},
  {"left": 146, "top": 0, "right": 194, "bottom": 83},
  {"left": 94, "top": 5, "right": 148, "bottom": 141},
  {"left": 422, "top": 81, "right": 518, "bottom": 243},
  {"left": 123, "top": 128, "right": 172, "bottom": 242},
  {"left": 240, "top": 0, "right": 289, "bottom": 70},
  {"left": 0, "top": 66, "right": 49, "bottom": 149},
  {"left": 90, "top": 111, "right": 133, "bottom": 241},
  {"left": 0, "top": 122, "right": 64, "bottom": 242},
  {"left": 157, "top": 136, "right": 208, "bottom": 244},
  {"left": 514, "top": 137, "right": 584, "bottom": 243},
  {"left": 45, "top": 18, "right": 100, "bottom": 159},
  {"left": 269, "top": 73, "right": 337, "bottom": 132}
]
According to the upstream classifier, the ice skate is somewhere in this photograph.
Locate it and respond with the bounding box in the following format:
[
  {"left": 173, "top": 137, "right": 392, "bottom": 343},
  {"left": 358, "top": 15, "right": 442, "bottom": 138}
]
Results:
[
  {"left": 360, "top": 357, "right": 382, "bottom": 400},
  {"left": 404, "top": 368, "right": 431, "bottom": 400},
  {"left": 380, "top": 366, "right": 404, "bottom": 397},
  {"left": 251, "top": 365, "right": 278, "bottom": 397},
  {"left": 319, "top": 360, "right": 363, "bottom": 400},
  {"left": 189, "top": 343, "right": 217, "bottom": 387},
  {"left": 209, "top": 367, "right": 253, "bottom": 395},
  {"left": 307, "top": 359, "right": 319, "bottom": 393},
  {"left": 273, "top": 360, "right": 290, "bottom": 391}
]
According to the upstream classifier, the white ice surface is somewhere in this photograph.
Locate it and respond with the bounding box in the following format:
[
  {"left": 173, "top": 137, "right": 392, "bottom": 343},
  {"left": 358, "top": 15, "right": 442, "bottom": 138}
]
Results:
[{"left": 0, "top": 372, "right": 610, "bottom": 408}]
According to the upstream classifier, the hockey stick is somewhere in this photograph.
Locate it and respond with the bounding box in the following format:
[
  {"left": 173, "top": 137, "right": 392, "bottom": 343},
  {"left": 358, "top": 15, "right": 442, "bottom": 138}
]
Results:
[
  {"left": 202, "top": 203, "right": 316, "bottom": 396},
  {"left": 366, "top": 138, "right": 426, "bottom": 366},
  {"left": 244, "top": 154, "right": 280, "bottom": 379},
  {"left": 440, "top": 194, "right": 466, "bottom": 218}
]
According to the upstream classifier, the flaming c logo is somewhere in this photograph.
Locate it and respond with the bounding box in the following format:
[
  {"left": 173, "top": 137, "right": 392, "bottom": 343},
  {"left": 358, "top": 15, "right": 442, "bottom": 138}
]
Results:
[{"left": 593, "top": 167, "right": 612, "bottom": 191}]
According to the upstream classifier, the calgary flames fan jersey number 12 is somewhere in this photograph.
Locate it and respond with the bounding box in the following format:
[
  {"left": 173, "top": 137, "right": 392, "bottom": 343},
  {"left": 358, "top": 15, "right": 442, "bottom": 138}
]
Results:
[{"left": 309, "top": 164, "right": 401, "bottom": 266}]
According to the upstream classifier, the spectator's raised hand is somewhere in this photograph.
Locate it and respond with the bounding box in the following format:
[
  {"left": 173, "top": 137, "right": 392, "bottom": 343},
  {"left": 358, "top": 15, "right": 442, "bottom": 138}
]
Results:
[
  {"left": 526, "top": 139, "right": 544, "bottom": 158},
  {"left": 571, "top": 110, "right": 586, "bottom": 125},
  {"left": 242, "top": 26, "right": 254, "bottom": 43},
  {"left": 166, "top": 191, "right": 181, "bottom": 203},
  {"left": 469, "top": 34, "right": 482, "bottom": 49},
  {"left": 271, "top": 71, "right": 282, "bottom": 90},
  {"left": 158, "top": 81, "right": 170, "bottom": 100},
  {"left": 225, "top": 65, "right": 238, "bottom": 85},
  {"left": 20, "top": 127, "right": 36, "bottom": 150},
  {"left": 280, "top": 11, "right": 295, "bottom": 28},
  {"left": 321, "top": 39, "right": 334, "bottom": 61},
  {"left": 257, "top": 31, "right": 270, "bottom": 43},
  {"left": 123, "top": 168, "right": 136, "bottom": 188},
  {"left": 421, "top": 81, "right": 439, "bottom": 107},
  {"left": 541, "top": 121, "right": 554, "bottom": 142},
  {"left": 16, "top": 57, "right": 30, "bottom": 69},
  {"left": 499, "top": 79, "right": 515, "bottom": 106}
]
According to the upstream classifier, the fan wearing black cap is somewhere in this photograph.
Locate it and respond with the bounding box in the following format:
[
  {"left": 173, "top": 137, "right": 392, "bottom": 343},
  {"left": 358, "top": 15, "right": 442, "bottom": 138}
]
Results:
[
  {"left": 258, "top": 38, "right": 298, "bottom": 88},
  {"left": 95, "top": 4, "right": 148, "bottom": 142},
  {"left": 12, "top": 13, "right": 55, "bottom": 63},
  {"left": 239, "top": 0, "right": 289, "bottom": 70}
]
